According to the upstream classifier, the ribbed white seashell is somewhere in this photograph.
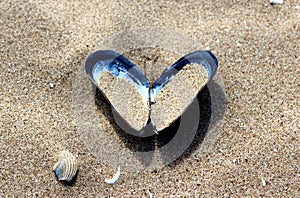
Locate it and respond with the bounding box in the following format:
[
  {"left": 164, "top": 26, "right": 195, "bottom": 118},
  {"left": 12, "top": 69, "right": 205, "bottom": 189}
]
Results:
[{"left": 53, "top": 150, "right": 78, "bottom": 182}]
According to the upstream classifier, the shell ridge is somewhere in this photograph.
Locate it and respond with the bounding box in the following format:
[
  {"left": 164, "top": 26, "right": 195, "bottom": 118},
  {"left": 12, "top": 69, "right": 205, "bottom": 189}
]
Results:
[{"left": 53, "top": 151, "right": 78, "bottom": 182}]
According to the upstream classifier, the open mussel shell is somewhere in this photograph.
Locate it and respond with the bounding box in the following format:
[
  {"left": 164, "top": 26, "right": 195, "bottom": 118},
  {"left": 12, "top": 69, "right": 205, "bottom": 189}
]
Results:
[
  {"left": 150, "top": 50, "right": 218, "bottom": 131},
  {"left": 53, "top": 150, "right": 78, "bottom": 182},
  {"left": 85, "top": 50, "right": 150, "bottom": 132},
  {"left": 85, "top": 50, "right": 218, "bottom": 133}
]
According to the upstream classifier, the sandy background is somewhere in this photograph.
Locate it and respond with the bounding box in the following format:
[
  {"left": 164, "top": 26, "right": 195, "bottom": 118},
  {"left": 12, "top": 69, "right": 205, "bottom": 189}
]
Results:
[{"left": 1, "top": 0, "right": 299, "bottom": 197}]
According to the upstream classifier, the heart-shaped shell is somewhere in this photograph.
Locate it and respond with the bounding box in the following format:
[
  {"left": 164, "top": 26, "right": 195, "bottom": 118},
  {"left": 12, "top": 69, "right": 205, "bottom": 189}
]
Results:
[
  {"left": 85, "top": 50, "right": 218, "bottom": 133},
  {"left": 53, "top": 150, "right": 78, "bottom": 182}
]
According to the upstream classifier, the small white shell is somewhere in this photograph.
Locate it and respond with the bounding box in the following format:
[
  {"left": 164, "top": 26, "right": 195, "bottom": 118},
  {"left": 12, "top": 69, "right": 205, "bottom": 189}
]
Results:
[
  {"left": 270, "top": 0, "right": 283, "bottom": 4},
  {"left": 53, "top": 150, "right": 78, "bottom": 182},
  {"left": 105, "top": 166, "right": 120, "bottom": 184}
]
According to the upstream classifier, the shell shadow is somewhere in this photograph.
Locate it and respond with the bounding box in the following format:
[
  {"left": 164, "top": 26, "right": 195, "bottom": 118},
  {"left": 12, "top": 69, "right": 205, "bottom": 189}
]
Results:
[
  {"left": 94, "top": 85, "right": 156, "bottom": 167},
  {"left": 167, "top": 79, "right": 227, "bottom": 168},
  {"left": 155, "top": 84, "right": 211, "bottom": 168},
  {"left": 93, "top": 78, "right": 226, "bottom": 169}
]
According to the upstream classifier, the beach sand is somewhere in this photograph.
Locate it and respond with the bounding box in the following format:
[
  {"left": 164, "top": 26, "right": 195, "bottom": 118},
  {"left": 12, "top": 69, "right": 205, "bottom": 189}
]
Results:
[
  {"left": 97, "top": 71, "right": 149, "bottom": 132},
  {"left": 151, "top": 63, "right": 209, "bottom": 131},
  {"left": 1, "top": 0, "right": 299, "bottom": 196}
]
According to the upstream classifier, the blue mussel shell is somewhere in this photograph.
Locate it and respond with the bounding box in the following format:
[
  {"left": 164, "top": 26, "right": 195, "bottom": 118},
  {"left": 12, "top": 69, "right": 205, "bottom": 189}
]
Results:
[{"left": 85, "top": 50, "right": 218, "bottom": 132}]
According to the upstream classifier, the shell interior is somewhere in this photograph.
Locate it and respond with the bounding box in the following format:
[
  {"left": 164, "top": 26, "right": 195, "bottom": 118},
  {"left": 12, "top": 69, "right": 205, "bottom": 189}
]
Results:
[
  {"left": 85, "top": 50, "right": 150, "bottom": 100},
  {"left": 85, "top": 50, "right": 218, "bottom": 132},
  {"left": 150, "top": 50, "right": 218, "bottom": 101}
]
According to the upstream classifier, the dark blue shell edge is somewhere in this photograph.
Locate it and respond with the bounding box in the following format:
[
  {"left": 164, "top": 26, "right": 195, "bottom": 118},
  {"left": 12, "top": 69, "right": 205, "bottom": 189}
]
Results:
[{"left": 85, "top": 50, "right": 150, "bottom": 92}]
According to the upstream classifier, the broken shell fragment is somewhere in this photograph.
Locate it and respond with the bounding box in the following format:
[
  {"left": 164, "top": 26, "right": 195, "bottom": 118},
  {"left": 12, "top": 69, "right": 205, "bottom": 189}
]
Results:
[
  {"left": 270, "top": 0, "right": 283, "bottom": 5},
  {"left": 53, "top": 150, "right": 78, "bottom": 182},
  {"left": 105, "top": 166, "right": 121, "bottom": 184}
]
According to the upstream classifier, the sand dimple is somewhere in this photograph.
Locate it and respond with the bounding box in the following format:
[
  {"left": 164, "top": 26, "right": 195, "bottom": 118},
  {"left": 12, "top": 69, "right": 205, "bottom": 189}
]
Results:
[
  {"left": 123, "top": 48, "right": 182, "bottom": 84},
  {"left": 98, "top": 71, "right": 149, "bottom": 131},
  {"left": 151, "top": 63, "right": 209, "bottom": 131}
]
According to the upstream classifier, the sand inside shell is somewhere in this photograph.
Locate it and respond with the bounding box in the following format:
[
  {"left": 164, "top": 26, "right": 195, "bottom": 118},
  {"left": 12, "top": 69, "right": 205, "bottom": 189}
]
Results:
[
  {"left": 97, "top": 49, "right": 210, "bottom": 132},
  {"left": 98, "top": 71, "right": 149, "bottom": 131},
  {"left": 150, "top": 63, "right": 209, "bottom": 131}
]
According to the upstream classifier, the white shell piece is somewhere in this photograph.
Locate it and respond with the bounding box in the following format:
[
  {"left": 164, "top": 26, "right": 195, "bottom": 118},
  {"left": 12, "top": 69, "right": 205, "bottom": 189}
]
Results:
[
  {"left": 270, "top": 0, "right": 283, "bottom": 4},
  {"left": 147, "top": 189, "right": 153, "bottom": 198},
  {"left": 105, "top": 166, "right": 121, "bottom": 184},
  {"left": 53, "top": 150, "right": 78, "bottom": 182}
]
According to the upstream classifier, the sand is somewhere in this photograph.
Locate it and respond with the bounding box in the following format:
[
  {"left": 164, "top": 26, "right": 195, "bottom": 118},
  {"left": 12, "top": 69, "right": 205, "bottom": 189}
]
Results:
[
  {"left": 151, "top": 63, "right": 209, "bottom": 131},
  {"left": 98, "top": 71, "right": 149, "bottom": 132},
  {"left": 0, "top": 0, "right": 299, "bottom": 197},
  {"left": 123, "top": 48, "right": 182, "bottom": 84}
]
